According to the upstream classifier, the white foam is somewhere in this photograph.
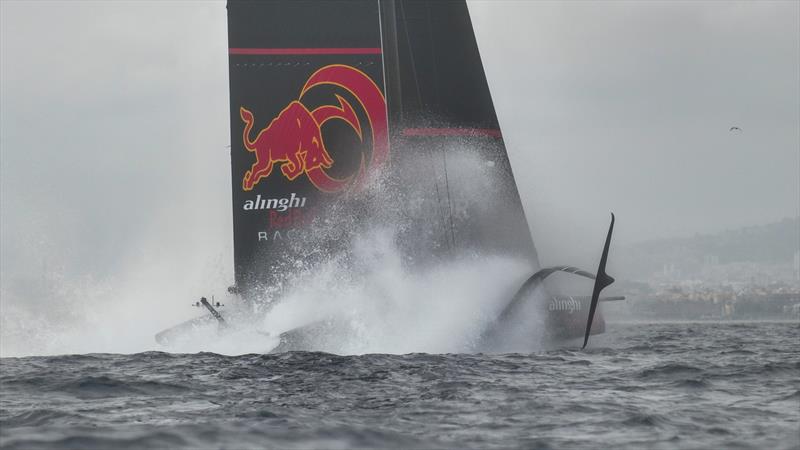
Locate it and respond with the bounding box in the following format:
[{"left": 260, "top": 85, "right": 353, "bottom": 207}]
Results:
[{"left": 0, "top": 146, "right": 539, "bottom": 357}]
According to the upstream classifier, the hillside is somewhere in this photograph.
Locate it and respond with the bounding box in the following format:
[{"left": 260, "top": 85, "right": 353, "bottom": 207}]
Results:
[{"left": 617, "top": 217, "right": 799, "bottom": 281}]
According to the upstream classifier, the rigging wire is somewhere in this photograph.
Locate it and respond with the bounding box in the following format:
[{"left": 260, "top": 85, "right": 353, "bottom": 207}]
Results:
[
  {"left": 424, "top": 3, "right": 457, "bottom": 249},
  {"left": 441, "top": 144, "right": 457, "bottom": 249},
  {"left": 399, "top": 0, "right": 453, "bottom": 252}
]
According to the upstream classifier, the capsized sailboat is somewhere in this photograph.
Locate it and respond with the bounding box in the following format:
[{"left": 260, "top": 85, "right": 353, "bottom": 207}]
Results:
[{"left": 156, "top": 0, "right": 622, "bottom": 351}]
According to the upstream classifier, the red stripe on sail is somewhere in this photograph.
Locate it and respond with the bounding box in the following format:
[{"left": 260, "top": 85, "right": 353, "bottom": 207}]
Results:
[
  {"left": 401, "top": 128, "right": 503, "bottom": 138},
  {"left": 229, "top": 48, "right": 383, "bottom": 55}
]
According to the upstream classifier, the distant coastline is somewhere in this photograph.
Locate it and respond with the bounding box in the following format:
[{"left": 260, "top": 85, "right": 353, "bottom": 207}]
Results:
[
  {"left": 607, "top": 318, "right": 800, "bottom": 325},
  {"left": 605, "top": 217, "right": 799, "bottom": 322}
]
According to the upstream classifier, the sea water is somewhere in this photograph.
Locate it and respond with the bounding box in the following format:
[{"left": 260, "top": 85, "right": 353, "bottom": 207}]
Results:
[{"left": 1, "top": 321, "right": 798, "bottom": 449}]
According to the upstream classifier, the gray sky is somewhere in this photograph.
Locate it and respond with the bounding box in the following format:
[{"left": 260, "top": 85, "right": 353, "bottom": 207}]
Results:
[
  {"left": 1, "top": 0, "right": 798, "bottom": 278},
  {"left": 470, "top": 0, "right": 799, "bottom": 262}
]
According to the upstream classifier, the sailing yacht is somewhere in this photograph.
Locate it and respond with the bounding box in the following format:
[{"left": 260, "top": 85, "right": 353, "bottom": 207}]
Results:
[{"left": 156, "top": 0, "right": 620, "bottom": 352}]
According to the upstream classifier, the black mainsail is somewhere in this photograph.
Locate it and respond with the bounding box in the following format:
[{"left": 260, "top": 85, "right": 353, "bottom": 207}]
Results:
[
  {"left": 228, "top": 0, "right": 538, "bottom": 298},
  {"left": 228, "top": 0, "right": 389, "bottom": 295}
]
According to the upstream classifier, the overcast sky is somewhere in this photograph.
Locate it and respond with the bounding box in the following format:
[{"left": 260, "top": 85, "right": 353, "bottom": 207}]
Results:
[
  {"left": 470, "top": 0, "right": 799, "bottom": 262},
  {"left": 1, "top": 0, "right": 798, "bottom": 279}
]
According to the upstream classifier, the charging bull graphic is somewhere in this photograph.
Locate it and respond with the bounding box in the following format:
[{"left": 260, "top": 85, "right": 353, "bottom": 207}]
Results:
[{"left": 240, "top": 64, "right": 388, "bottom": 192}]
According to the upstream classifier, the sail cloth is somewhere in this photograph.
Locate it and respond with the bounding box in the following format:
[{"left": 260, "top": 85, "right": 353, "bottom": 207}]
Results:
[{"left": 227, "top": 0, "right": 539, "bottom": 296}]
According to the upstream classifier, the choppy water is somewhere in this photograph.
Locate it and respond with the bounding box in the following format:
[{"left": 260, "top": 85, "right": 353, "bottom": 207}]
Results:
[{"left": 1, "top": 322, "right": 798, "bottom": 449}]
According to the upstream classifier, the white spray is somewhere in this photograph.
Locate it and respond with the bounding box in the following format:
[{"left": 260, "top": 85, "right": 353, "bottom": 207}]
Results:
[{"left": 0, "top": 147, "right": 543, "bottom": 356}]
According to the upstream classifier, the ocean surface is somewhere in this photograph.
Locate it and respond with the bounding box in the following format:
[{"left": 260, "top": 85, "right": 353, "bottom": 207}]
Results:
[{"left": 1, "top": 321, "right": 798, "bottom": 449}]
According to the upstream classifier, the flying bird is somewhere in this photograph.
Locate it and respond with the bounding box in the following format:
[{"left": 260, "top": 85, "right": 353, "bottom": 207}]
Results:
[{"left": 730, "top": 126, "right": 742, "bottom": 132}]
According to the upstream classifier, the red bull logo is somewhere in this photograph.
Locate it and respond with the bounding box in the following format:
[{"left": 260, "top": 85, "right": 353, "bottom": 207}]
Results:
[{"left": 240, "top": 64, "right": 388, "bottom": 192}]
